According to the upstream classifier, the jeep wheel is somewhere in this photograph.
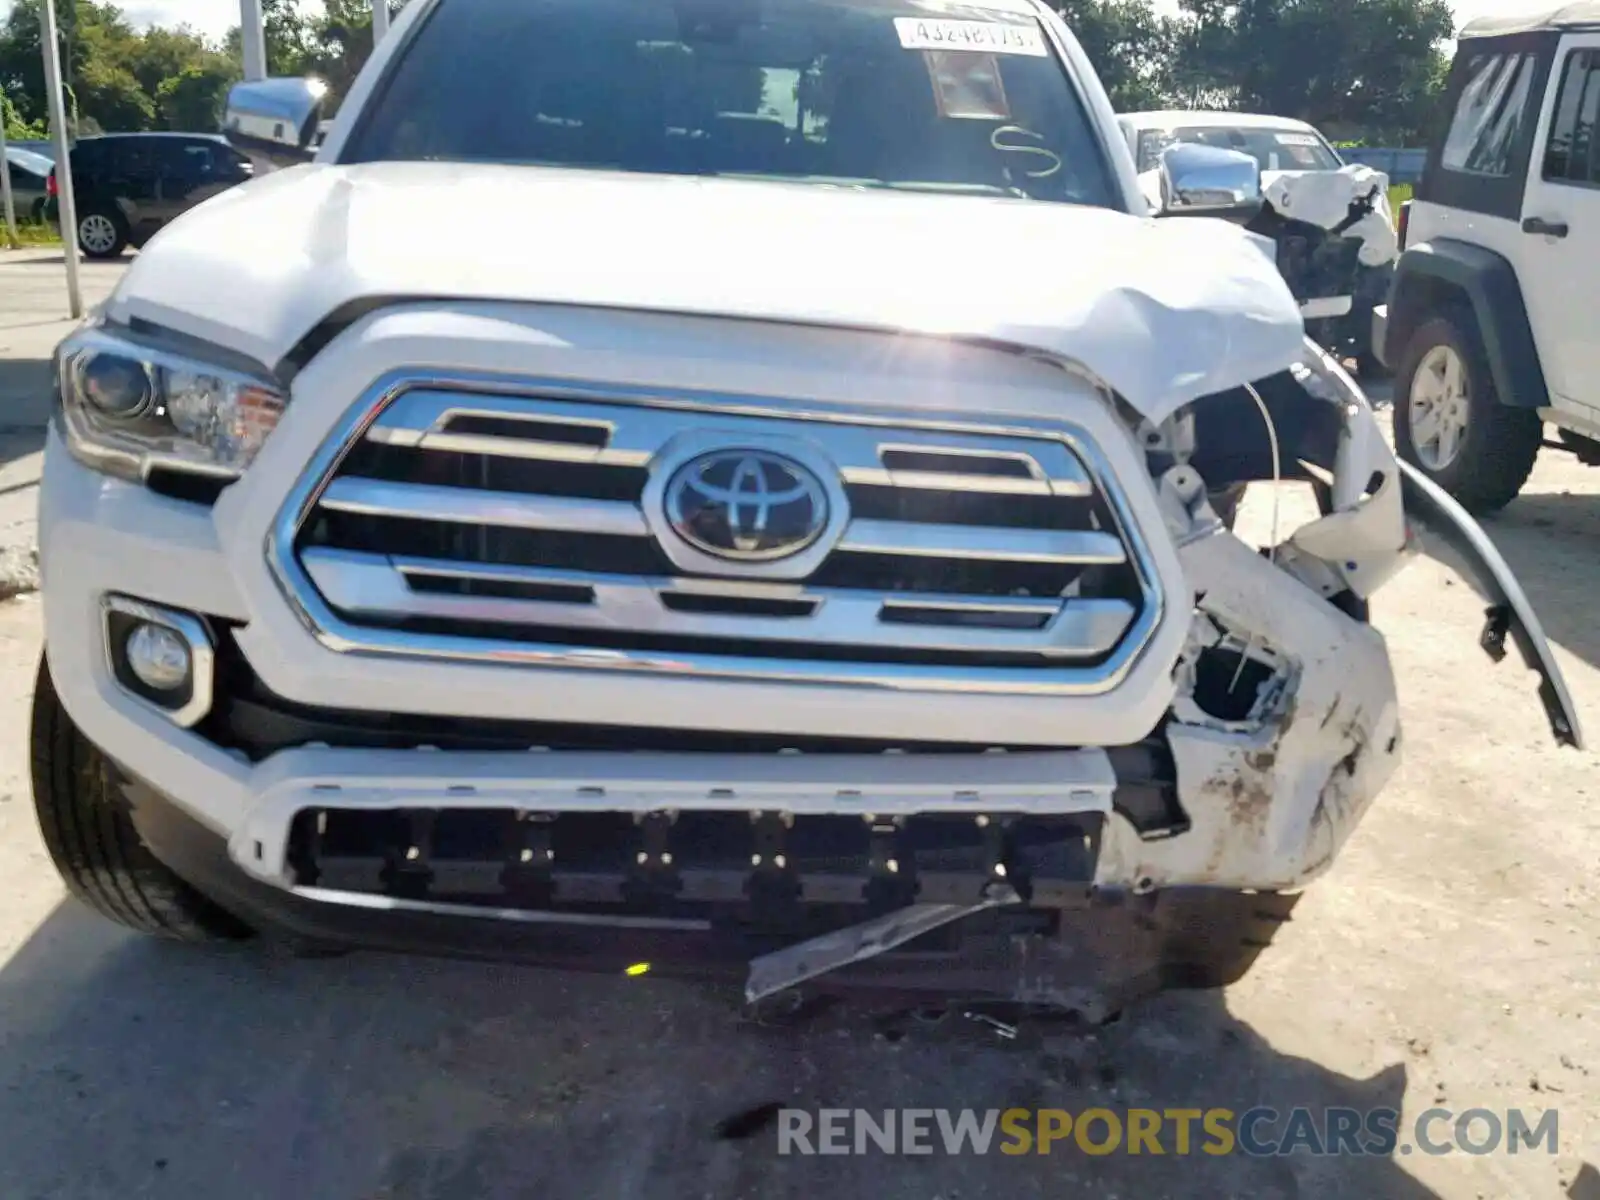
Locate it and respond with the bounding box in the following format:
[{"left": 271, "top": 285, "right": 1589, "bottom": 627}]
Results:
[
  {"left": 1393, "top": 315, "right": 1540, "bottom": 515},
  {"left": 29, "top": 655, "right": 254, "bottom": 942}
]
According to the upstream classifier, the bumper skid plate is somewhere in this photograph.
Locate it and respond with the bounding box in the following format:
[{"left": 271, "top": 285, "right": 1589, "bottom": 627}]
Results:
[{"left": 284, "top": 804, "right": 1103, "bottom": 921}]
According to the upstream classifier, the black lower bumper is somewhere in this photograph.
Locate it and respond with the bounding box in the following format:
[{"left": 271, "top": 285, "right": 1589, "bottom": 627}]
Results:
[{"left": 122, "top": 777, "right": 1195, "bottom": 1016}]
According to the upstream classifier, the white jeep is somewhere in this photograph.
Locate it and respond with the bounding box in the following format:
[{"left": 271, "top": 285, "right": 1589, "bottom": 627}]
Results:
[
  {"left": 1382, "top": 3, "right": 1600, "bottom": 513},
  {"left": 29, "top": 0, "right": 1580, "bottom": 1017}
]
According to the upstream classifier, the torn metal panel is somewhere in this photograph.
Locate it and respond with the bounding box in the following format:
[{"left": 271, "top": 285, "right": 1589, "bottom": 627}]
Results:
[
  {"left": 1283, "top": 347, "right": 1414, "bottom": 598},
  {"left": 745, "top": 883, "right": 1021, "bottom": 1004},
  {"left": 1097, "top": 529, "right": 1403, "bottom": 891}
]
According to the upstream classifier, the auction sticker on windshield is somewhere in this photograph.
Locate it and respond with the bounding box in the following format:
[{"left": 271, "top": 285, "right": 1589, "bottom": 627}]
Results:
[
  {"left": 924, "top": 50, "right": 1012, "bottom": 119},
  {"left": 894, "top": 18, "right": 1048, "bottom": 56}
]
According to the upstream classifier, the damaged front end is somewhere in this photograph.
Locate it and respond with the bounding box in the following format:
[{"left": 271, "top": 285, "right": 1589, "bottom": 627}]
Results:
[
  {"left": 1250, "top": 167, "right": 1399, "bottom": 364},
  {"left": 742, "top": 339, "right": 1580, "bottom": 1017}
]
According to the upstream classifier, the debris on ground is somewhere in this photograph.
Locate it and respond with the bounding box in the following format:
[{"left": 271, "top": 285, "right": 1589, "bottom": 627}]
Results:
[{"left": 0, "top": 544, "right": 38, "bottom": 600}]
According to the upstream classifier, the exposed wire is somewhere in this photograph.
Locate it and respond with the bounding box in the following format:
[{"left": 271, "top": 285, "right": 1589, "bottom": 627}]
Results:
[
  {"left": 1228, "top": 381, "right": 1284, "bottom": 695},
  {"left": 1242, "top": 381, "right": 1283, "bottom": 564}
]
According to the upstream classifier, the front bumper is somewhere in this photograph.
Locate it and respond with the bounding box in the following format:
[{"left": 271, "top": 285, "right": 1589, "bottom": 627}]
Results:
[
  {"left": 42, "top": 423, "right": 1403, "bottom": 926},
  {"left": 120, "top": 778, "right": 1269, "bottom": 1015}
]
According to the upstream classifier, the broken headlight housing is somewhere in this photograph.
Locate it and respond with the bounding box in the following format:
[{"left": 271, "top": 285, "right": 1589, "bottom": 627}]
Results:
[{"left": 54, "top": 322, "right": 285, "bottom": 483}]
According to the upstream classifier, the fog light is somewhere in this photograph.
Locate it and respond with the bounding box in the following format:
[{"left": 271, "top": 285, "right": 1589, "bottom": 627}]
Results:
[
  {"left": 103, "top": 596, "right": 215, "bottom": 727},
  {"left": 125, "top": 622, "right": 192, "bottom": 691}
]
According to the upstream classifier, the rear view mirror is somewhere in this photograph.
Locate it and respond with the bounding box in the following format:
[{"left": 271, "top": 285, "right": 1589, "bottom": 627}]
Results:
[
  {"left": 223, "top": 78, "right": 328, "bottom": 172},
  {"left": 1157, "top": 143, "right": 1263, "bottom": 224}
]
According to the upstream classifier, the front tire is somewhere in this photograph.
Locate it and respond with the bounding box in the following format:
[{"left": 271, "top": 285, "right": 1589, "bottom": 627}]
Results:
[
  {"left": 75, "top": 209, "right": 127, "bottom": 260},
  {"left": 29, "top": 655, "right": 253, "bottom": 942},
  {"left": 1393, "top": 313, "right": 1540, "bottom": 515}
]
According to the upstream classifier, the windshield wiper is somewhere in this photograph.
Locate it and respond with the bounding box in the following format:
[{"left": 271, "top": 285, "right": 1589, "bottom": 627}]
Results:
[
  {"left": 883, "top": 181, "right": 1028, "bottom": 198},
  {"left": 710, "top": 173, "right": 1027, "bottom": 199}
]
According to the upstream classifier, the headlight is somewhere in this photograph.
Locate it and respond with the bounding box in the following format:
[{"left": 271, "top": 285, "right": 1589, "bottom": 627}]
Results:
[{"left": 55, "top": 323, "right": 285, "bottom": 482}]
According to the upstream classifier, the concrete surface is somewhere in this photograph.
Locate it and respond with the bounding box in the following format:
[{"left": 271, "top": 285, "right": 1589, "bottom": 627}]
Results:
[
  {"left": 0, "top": 249, "right": 124, "bottom": 584},
  {"left": 0, "top": 253, "right": 1595, "bottom": 1199}
]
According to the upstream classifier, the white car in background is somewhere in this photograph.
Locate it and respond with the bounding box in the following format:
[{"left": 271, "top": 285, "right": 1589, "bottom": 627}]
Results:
[{"left": 1119, "top": 111, "right": 1399, "bottom": 375}]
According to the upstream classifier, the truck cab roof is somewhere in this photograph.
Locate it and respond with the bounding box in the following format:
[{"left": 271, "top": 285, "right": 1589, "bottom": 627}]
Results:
[{"left": 1459, "top": 1, "right": 1600, "bottom": 38}]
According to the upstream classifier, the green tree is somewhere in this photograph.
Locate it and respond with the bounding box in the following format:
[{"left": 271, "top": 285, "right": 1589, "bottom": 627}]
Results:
[
  {"left": 156, "top": 60, "right": 238, "bottom": 130},
  {"left": 2, "top": 92, "right": 44, "bottom": 139},
  {"left": 1170, "top": 0, "right": 1454, "bottom": 143},
  {"left": 223, "top": 0, "right": 317, "bottom": 77},
  {"left": 1, "top": 0, "right": 240, "bottom": 134},
  {"left": 1054, "top": 0, "right": 1179, "bottom": 111}
]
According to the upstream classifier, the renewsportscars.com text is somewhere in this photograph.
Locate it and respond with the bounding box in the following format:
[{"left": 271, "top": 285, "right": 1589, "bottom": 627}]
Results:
[{"left": 777, "top": 1107, "right": 1560, "bottom": 1158}]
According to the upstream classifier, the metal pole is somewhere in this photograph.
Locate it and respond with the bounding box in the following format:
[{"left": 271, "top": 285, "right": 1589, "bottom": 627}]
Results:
[
  {"left": 0, "top": 120, "right": 18, "bottom": 249},
  {"left": 372, "top": 0, "right": 390, "bottom": 42},
  {"left": 241, "top": 0, "right": 268, "bottom": 81},
  {"left": 39, "top": 0, "right": 81, "bottom": 319}
]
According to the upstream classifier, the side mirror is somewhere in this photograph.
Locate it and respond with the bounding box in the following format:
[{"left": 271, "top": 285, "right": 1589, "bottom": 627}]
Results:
[
  {"left": 1156, "top": 143, "right": 1263, "bottom": 224},
  {"left": 223, "top": 77, "right": 328, "bottom": 172}
]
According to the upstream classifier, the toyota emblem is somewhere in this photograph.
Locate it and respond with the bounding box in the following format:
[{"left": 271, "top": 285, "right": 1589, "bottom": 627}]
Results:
[{"left": 664, "top": 449, "right": 830, "bottom": 562}]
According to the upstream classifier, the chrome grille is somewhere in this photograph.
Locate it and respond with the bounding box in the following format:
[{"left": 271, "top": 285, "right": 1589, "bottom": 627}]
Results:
[{"left": 277, "top": 375, "right": 1161, "bottom": 691}]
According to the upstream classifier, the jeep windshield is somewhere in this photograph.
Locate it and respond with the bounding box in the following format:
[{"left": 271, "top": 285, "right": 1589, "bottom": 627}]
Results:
[
  {"left": 343, "top": 0, "right": 1120, "bottom": 208},
  {"left": 1136, "top": 126, "right": 1343, "bottom": 173}
]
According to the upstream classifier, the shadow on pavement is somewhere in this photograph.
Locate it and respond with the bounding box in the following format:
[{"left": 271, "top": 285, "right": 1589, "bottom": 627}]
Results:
[
  {"left": 0, "top": 358, "right": 52, "bottom": 474},
  {"left": 0, "top": 900, "right": 1444, "bottom": 1200}
]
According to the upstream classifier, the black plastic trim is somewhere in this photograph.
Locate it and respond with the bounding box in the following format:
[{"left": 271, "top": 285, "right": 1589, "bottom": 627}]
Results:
[
  {"left": 1399, "top": 458, "right": 1582, "bottom": 749},
  {"left": 1384, "top": 238, "right": 1550, "bottom": 409},
  {"left": 121, "top": 774, "right": 1172, "bottom": 1010}
]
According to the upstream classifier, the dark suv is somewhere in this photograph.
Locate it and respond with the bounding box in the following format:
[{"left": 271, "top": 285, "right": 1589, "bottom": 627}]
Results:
[{"left": 45, "top": 132, "right": 253, "bottom": 259}]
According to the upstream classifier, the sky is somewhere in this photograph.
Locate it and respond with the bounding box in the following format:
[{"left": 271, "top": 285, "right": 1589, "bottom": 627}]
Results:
[{"left": 0, "top": 0, "right": 1568, "bottom": 47}]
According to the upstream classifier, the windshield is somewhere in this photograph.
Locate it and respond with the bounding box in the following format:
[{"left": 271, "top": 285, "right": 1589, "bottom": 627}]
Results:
[
  {"left": 1135, "top": 125, "right": 1342, "bottom": 173},
  {"left": 344, "top": 0, "right": 1119, "bottom": 208}
]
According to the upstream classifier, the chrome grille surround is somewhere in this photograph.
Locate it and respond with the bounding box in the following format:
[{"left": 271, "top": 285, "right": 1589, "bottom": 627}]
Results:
[{"left": 267, "top": 368, "right": 1165, "bottom": 696}]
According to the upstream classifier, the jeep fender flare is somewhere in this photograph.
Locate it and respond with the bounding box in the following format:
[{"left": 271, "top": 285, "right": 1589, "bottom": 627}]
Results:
[{"left": 1384, "top": 238, "right": 1549, "bottom": 410}]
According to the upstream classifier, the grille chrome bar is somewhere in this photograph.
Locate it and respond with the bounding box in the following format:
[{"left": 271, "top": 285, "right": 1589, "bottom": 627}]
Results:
[
  {"left": 367, "top": 388, "right": 1092, "bottom": 496},
  {"left": 302, "top": 548, "right": 1136, "bottom": 657},
  {"left": 273, "top": 368, "right": 1165, "bottom": 695},
  {"left": 317, "top": 478, "right": 1122, "bottom": 567},
  {"left": 838, "top": 521, "right": 1126, "bottom": 565},
  {"left": 318, "top": 477, "right": 649, "bottom": 538}
]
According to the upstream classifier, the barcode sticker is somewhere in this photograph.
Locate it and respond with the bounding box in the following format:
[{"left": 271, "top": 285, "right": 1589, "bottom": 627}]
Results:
[{"left": 894, "top": 18, "right": 1048, "bottom": 57}]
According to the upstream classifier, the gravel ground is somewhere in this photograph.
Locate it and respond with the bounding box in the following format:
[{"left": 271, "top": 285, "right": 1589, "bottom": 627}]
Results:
[{"left": 0, "top": 253, "right": 1594, "bottom": 1199}]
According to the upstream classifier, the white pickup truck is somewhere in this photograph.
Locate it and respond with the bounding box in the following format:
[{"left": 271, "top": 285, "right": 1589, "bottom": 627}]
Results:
[{"left": 29, "top": 0, "right": 1580, "bottom": 1018}]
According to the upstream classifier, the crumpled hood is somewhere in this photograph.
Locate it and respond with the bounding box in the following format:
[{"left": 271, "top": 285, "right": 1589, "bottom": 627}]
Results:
[
  {"left": 1260, "top": 164, "right": 1398, "bottom": 267},
  {"left": 108, "top": 161, "right": 1307, "bottom": 424}
]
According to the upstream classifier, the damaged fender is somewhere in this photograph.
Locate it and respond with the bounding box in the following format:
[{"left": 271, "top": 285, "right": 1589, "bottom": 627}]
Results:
[
  {"left": 1097, "top": 530, "right": 1404, "bottom": 892},
  {"left": 1281, "top": 346, "right": 1412, "bottom": 599},
  {"left": 1105, "top": 340, "right": 1581, "bottom": 892}
]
